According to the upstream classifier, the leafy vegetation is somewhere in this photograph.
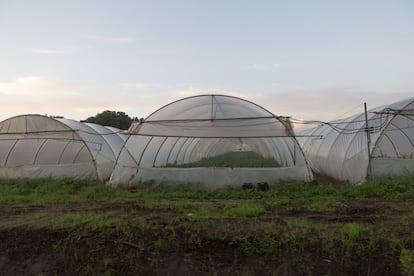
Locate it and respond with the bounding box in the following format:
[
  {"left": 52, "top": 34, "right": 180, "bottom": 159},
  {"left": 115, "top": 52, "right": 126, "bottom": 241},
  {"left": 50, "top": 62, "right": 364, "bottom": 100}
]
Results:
[
  {"left": 51, "top": 212, "right": 127, "bottom": 230},
  {"left": 401, "top": 248, "right": 414, "bottom": 275},
  {"left": 348, "top": 176, "right": 414, "bottom": 200},
  {"left": 2, "top": 176, "right": 414, "bottom": 211},
  {"left": 82, "top": 110, "right": 133, "bottom": 130},
  {"left": 165, "top": 151, "right": 281, "bottom": 168},
  {"left": 0, "top": 178, "right": 133, "bottom": 204},
  {"left": 2, "top": 176, "right": 414, "bottom": 274},
  {"left": 223, "top": 202, "right": 266, "bottom": 218}
]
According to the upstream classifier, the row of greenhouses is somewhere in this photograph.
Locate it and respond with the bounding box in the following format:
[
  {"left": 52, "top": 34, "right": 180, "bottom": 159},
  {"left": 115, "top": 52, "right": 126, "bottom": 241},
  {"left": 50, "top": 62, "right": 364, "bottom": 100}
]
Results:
[
  {"left": 0, "top": 95, "right": 413, "bottom": 186},
  {"left": 298, "top": 97, "right": 414, "bottom": 183}
]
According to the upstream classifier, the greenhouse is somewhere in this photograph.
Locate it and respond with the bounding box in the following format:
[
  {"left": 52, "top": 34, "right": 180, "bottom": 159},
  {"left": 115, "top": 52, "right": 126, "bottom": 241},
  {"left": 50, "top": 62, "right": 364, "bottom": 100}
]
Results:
[
  {"left": 0, "top": 114, "right": 126, "bottom": 181},
  {"left": 109, "top": 94, "right": 313, "bottom": 187},
  {"left": 298, "top": 97, "right": 414, "bottom": 183}
]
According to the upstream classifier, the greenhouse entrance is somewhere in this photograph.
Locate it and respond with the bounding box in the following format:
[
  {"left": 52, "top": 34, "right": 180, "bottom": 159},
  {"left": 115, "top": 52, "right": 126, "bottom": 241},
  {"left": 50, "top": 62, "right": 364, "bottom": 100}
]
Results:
[{"left": 110, "top": 95, "right": 313, "bottom": 187}]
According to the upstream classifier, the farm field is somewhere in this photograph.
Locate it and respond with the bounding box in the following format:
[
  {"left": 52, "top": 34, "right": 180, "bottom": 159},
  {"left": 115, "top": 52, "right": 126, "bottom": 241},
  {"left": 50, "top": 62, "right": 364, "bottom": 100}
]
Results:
[{"left": 1, "top": 176, "right": 414, "bottom": 275}]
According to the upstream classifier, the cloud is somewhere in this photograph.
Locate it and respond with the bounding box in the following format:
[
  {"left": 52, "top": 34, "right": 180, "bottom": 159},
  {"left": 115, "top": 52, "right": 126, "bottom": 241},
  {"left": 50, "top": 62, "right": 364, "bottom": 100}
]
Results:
[
  {"left": 89, "top": 35, "right": 137, "bottom": 43},
  {"left": 251, "top": 87, "right": 414, "bottom": 126},
  {"left": 251, "top": 63, "right": 281, "bottom": 72},
  {"left": 0, "top": 76, "right": 99, "bottom": 119},
  {"left": 0, "top": 77, "right": 169, "bottom": 121},
  {"left": 173, "top": 86, "right": 250, "bottom": 99},
  {"left": 2, "top": 77, "right": 410, "bottom": 127},
  {"left": 130, "top": 84, "right": 406, "bottom": 127},
  {"left": 31, "top": 48, "right": 66, "bottom": 55},
  {"left": 0, "top": 76, "right": 79, "bottom": 96},
  {"left": 119, "top": 84, "right": 254, "bottom": 116},
  {"left": 120, "top": 82, "right": 171, "bottom": 90},
  {"left": 119, "top": 82, "right": 252, "bottom": 107},
  {"left": 121, "top": 83, "right": 149, "bottom": 90},
  {"left": 173, "top": 87, "right": 205, "bottom": 97}
]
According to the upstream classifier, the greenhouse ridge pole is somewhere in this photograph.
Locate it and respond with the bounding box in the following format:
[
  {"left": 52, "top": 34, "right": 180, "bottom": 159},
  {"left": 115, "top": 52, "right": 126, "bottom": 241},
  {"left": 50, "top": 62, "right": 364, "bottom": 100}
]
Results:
[{"left": 364, "top": 102, "right": 373, "bottom": 180}]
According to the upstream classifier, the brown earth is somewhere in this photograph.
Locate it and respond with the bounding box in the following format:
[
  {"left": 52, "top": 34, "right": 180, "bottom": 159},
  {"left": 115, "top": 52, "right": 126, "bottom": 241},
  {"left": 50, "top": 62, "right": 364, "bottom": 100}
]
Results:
[{"left": 1, "top": 197, "right": 414, "bottom": 275}]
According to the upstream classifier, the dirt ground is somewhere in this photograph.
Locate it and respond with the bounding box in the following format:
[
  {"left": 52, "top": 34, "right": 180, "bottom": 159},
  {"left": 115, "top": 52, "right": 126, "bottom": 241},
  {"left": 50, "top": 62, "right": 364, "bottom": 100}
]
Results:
[
  {"left": 0, "top": 171, "right": 412, "bottom": 274},
  {"left": 1, "top": 195, "right": 413, "bottom": 275}
]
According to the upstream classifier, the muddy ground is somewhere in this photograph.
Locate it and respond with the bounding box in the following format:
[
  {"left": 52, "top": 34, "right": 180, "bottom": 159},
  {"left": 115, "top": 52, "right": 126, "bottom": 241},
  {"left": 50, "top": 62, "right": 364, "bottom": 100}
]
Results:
[{"left": 1, "top": 196, "right": 414, "bottom": 275}]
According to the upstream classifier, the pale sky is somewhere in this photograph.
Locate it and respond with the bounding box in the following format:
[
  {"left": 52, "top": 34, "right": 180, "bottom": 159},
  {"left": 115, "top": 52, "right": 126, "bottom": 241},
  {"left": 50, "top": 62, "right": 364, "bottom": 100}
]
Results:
[{"left": 0, "top": 0, "right": 413, "bottom": 125}]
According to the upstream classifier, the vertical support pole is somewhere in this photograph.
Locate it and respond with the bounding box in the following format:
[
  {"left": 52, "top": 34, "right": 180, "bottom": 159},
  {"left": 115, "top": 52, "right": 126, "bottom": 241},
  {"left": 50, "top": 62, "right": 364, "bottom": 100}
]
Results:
[
  {"left": 364, "top": 102, "right": 373, "bottom": 180},
  {"left": 210, "top": 94, "right": 214, "bottom": 121}
]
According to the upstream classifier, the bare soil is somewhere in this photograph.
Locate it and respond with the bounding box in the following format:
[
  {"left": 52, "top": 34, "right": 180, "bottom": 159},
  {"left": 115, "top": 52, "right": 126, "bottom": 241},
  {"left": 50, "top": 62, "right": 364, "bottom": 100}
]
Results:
[{"left": 1, "top": 196, "right": 414, "bottom": 275}]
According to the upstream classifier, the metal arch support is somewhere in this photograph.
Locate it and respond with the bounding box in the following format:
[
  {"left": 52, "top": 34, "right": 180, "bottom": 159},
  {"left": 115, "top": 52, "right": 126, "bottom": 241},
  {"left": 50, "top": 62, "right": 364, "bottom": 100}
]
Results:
[
  {"left": 3, "top": 139, "right": 19, "bottom": 166},
  {"left": 152, "top": 136, "right": 168, "bottom": 167}
]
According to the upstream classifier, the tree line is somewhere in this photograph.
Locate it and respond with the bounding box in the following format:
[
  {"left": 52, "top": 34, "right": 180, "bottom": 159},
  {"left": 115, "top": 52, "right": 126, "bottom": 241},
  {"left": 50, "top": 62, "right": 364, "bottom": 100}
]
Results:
[{"left": 82, "top": 111, "right": 134, "bottom": 130}]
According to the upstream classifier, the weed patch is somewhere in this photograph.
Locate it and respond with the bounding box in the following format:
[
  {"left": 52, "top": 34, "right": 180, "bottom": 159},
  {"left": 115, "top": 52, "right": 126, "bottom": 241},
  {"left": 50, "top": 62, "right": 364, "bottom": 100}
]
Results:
[
  {"left": 2, "top": 176, "right": 414, "bottom": 274},
  {"left": 51, "top": 212, "right": 126, "bottom": 230}
]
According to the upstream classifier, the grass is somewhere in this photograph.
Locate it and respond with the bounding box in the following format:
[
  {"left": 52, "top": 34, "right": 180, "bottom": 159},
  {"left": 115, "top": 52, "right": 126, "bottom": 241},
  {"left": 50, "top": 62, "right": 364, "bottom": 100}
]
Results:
[
  {"left": 401, "top": 248, "right": 414, "bottom": 275},
  {"left": 0, "top": 178, "right": 133, "bottom": 204},
  {"left": 1, "top": 176, "right": 414, "bottom": 274},
  {"left": 350, "top": 176, "right": 414, "bottom": 200},
  {"left": 51, "top": 212, "right": 127, "bottom": 230},
  {"left": 2, "top": 176, "right": 414, "bottom": 212},
  {"left": 341, "top": 222, "right": 366, "bottom": 238},
  {"left": 223, "top": 202, "right": 266, "bottom": 218}
]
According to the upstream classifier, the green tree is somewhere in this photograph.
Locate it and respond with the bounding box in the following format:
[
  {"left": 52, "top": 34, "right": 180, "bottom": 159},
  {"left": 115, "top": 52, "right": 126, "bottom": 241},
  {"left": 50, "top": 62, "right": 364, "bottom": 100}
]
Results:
[{"left": 82, "top": 111, "right": 133, "bottom": 130}]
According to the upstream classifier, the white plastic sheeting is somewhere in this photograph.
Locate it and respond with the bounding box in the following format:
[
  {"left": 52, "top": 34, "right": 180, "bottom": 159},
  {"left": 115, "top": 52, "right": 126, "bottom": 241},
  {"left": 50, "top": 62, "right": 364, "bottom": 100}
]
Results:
[
  {"left": 0, "top": 115, "right": 127, "bottom": 181},
  {"left": 110, "top": 95, "right": 313, "bottom": 187},
  {"left": 298, "top": 97, "right": 414, "bottom": 183}
]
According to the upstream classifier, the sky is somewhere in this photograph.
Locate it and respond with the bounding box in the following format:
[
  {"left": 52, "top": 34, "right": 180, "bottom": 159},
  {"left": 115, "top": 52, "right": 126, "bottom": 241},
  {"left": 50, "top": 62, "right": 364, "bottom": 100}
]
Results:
[{"left": 0, "top": 0, "right": 413, "bottom": 126}]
